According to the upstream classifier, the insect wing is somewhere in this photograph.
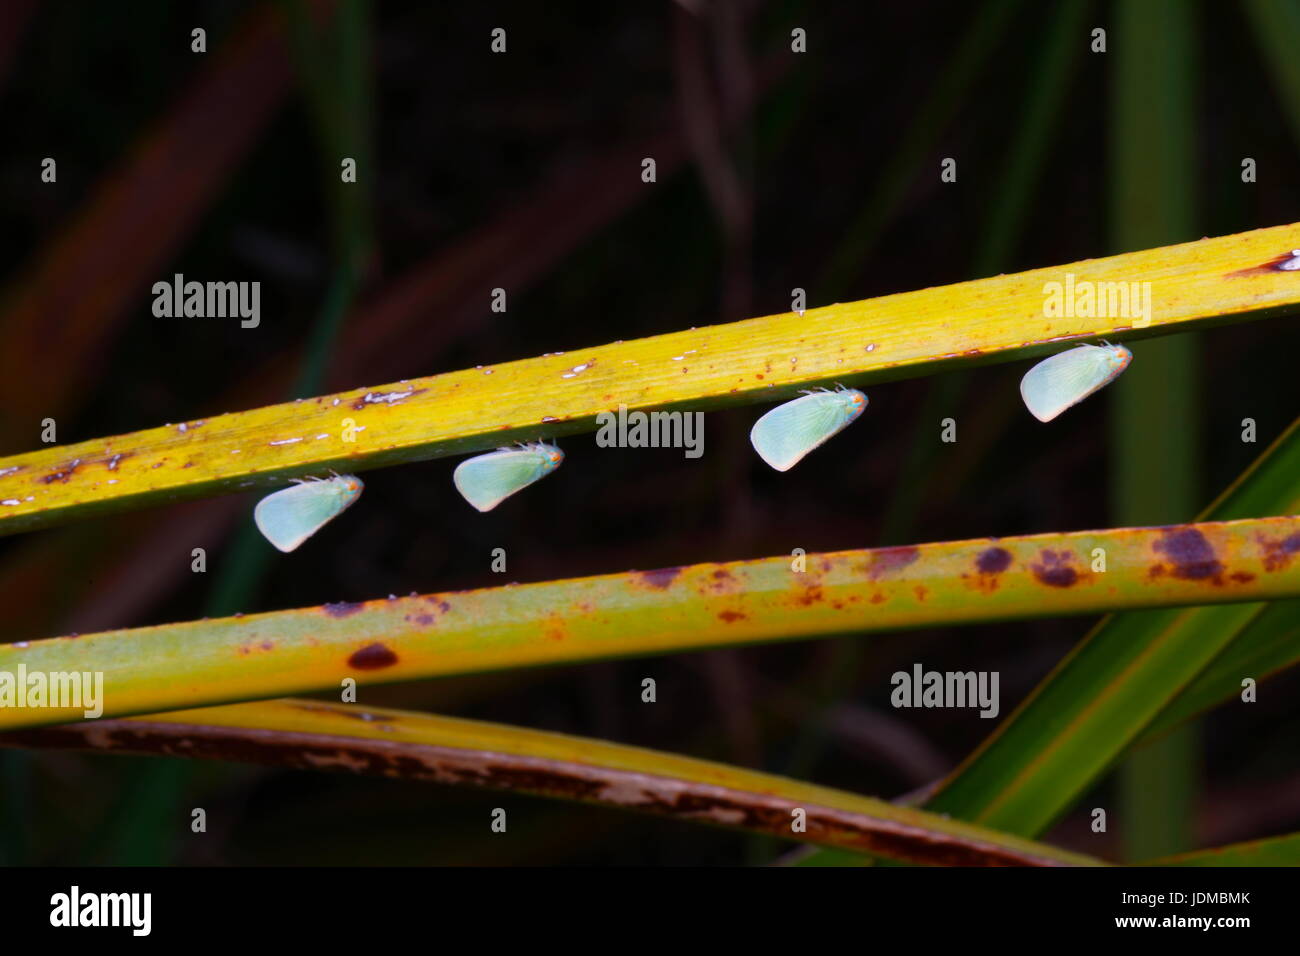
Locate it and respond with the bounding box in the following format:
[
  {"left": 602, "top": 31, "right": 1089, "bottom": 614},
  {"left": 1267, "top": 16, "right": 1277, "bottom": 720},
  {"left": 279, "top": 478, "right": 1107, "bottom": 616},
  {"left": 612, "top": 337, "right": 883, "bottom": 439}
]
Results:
[
  {"left": 1020, "top": 345, "right": 1130, "bottom": 423},
  {"left": 254, "top": 477, "right": 363, "bottom": 552},
  {"left": 454, "top": 446, "right": 560, "bottom": 512},
  {"left": 749, "top": 390, "right": 866, "bottom": 472}
]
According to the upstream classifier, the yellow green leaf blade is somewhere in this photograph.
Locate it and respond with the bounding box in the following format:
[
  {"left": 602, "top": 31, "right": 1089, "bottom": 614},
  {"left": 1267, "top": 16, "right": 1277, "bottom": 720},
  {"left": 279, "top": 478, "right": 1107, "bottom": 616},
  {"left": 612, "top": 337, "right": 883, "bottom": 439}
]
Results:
[
  {"left": 1140, "top": 832, "right": 1300, "bottom": 867},
  {"left": 5, "top": 222, "right": 1300, "bottom": 536},
  {"left": 1138, "top": 599, "right": 1299, "bottom": 742},
  {"left": 0, "top": 698, "right": 1102, "bottom": 866},
  {"left": 921, "top": 416, "right": 1300, "bottom": 837},
  {"left": 5, "top": 515, "right": 1299, "bottom": 731}
]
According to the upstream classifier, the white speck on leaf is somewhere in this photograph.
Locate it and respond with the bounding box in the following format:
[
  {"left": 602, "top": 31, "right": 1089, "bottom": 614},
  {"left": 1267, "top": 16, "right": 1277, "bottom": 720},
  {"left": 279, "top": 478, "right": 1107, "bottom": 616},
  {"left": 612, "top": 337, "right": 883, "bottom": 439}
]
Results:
[{"left": 361, "top": 389, "right": 414, "bottom": 405}]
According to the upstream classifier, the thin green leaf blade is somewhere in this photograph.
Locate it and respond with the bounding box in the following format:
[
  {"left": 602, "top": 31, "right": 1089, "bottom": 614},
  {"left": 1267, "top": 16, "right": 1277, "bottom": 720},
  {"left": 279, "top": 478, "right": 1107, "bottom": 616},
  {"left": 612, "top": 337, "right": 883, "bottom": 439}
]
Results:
[{"left": 923, "top": 416, "right": 1300, "bottom": 835}]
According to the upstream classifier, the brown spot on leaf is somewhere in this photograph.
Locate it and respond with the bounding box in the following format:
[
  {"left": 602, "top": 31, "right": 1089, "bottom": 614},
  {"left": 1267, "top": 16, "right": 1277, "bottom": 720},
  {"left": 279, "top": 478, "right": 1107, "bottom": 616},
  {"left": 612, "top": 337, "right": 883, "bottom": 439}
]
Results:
[
  {"left": 867, "top": 546, "right": 919, "bottom": 579},
  {"left": 1032, "top": 549, "right": 1078, "bottom": 588},
  {"left": 409, "top": 614, "right": 435, "bottom": 627},
  {"left": 42, "top": 460, "right": 83, "bottom": 483},
  {"left": 348, "top": 643, "right": 398, "bottom": 670},
  {"left": 637, "top": 567, "right": 682, "bottom": 590},
  {"left": 794, "top": 584, "right": 825, "bottom": 606},
  {"left": 451, "top": 765, "right": 607, "bottom": 800},
  {"left": 323, "top": 601, "right": 365, "bottom": 617},
  {"left": 976, "top": 547, "right": 1013, "bottom": 575},
  {"left": 1260, "top": 531, "right": 1300, "bottom": 572},
  {"left": 1224, "top": 252, "right": 1300, "bottom": 278},
  {"left": 718, "top": 610, "right": 747, "bottom": 623},
  {"left": 1154, "top": 527, "right": 1224, "bottom": 581},
  {"left": 914, "top": 585, "right": 929, "bottom": 602},
  {"left": 704, "top": 567, "right": 739, "bottom": 594}
]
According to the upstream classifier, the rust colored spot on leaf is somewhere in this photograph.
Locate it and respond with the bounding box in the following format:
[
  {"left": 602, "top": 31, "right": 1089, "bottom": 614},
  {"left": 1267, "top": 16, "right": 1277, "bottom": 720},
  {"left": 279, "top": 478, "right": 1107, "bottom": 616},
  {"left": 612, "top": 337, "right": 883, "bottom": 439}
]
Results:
[
  {"left": 42, "top": 459, "right": 83, "bottom": 483},
  {"left": 1154, "top": 527, "right": 1224, "bottom": 581},
  {"left": 637, "top": 567, "right": 682, "bottom": 590},
  {"left": 1224, "top": 252, "right": 1300, "bottom": 278},
  {"left": 1260, "top": 532, "right": 1300, "bottom": 572},
  {"left": 704, "top": 567, "right": 740, "bottom": 594},
  {"left": 795, "top": 584, "right": 825, "bottom": 606},
  {"left": 1230, "top": 571, "right": 1256, "bottom": 584},
  {"left": 348, "top": 643, "right": 398, "bottom": 670},
  {"left": 914, "top": 585, "right": 929, "bottom": 601},
  {"left": 976, "top": 547, "right": 1012, "bottom": 575},
  {"left": 717, "top": 609, "right": 747, "bottom": 623},
  {"left": 454, "top": 765, "right": 607, "bottom": 800},
  {"left": 1032, "top": 549, "right": 1078, "bottom": 588},
  {"left": 323, "top": 601, "right": 365, "bottom": 618},
  {"left": 867, "top": 546, "right": 919, "bottom": 579}
]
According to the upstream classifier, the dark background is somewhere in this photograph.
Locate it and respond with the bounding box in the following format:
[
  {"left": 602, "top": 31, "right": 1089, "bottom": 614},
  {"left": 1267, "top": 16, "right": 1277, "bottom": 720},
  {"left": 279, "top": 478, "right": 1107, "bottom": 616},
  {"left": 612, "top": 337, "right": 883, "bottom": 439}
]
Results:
[{"left": 1, "top": 0, "right": 1298, "bottom": 864}]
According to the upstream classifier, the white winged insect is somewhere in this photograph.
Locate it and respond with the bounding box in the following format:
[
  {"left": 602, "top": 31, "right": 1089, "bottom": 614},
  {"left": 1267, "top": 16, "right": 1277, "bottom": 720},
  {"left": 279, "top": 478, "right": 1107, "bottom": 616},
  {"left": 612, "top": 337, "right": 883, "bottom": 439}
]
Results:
[
  {"left": 453, "top": 441, "right": 564, "bottom": 512},
  {"left": 253, "top": 473, "right": 364, "bottom": 552},
  {"left": 749, "top": 387, "right": 868, "bottom": 472},
  {"left": 1020, "top": 343, "right": 1132, "bottom": 423}
]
